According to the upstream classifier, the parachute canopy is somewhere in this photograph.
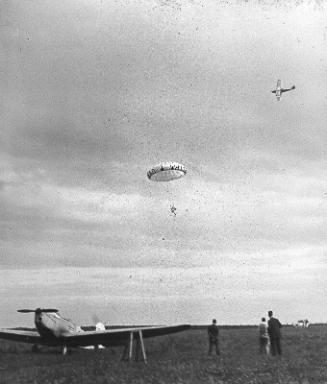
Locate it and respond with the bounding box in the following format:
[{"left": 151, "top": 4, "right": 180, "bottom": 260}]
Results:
[{"left": 147, "top": 162, "right": 187, "bottom": 182}]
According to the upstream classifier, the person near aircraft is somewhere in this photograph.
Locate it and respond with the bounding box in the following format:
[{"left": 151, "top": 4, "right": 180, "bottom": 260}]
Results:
[
  {"left": 268, "top": 310, "right": 282, "bottom": 356},
  {"left": 207, "top": 319, "right": 220, "bottom": 356},
  {"left": 258, "top": 317, "right": 270, "bottom": 355}
]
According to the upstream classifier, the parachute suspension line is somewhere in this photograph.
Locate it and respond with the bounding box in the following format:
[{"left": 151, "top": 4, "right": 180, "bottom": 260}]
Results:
[{"left": 165, "top": 182, "right": 176, "bottom": 217}]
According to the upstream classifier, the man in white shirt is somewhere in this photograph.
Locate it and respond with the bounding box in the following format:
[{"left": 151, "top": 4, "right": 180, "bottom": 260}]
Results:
[{"left": 258, "top": 317, "right": 270, "bottom": 354}]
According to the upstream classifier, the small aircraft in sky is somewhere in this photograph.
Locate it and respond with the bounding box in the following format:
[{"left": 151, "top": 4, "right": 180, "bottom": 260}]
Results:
[
  {"left": 271, "top": 79, "right": 296, "bottom": 101},
  {"left": 0, "top": 308, "right": 190, "bottom": 363}
]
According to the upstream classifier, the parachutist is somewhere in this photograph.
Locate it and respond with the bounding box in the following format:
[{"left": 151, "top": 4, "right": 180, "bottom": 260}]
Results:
[{"left": 147, "top": 162, "right": 186, "bottom": 216}]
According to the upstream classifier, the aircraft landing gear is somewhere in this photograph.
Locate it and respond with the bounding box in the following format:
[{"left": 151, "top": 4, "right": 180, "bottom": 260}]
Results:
[{"left": 121, "top": 330, "right": 147, "bottom": 364}]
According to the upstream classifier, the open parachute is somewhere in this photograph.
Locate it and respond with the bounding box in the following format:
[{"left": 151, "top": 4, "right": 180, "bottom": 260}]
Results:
[{"left": 147, "top": 162, "right": 187, "bottom": 182}]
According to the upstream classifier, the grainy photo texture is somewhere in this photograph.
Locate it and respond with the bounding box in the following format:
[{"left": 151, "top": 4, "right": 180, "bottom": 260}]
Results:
[{"left": 1, "top": 0, "right": 327, "bottom": 383}]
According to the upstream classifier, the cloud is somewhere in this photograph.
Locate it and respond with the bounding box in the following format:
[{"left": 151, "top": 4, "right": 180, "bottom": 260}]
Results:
[{"left": 1, "top": 251, "right": 326, "bottom": 325}]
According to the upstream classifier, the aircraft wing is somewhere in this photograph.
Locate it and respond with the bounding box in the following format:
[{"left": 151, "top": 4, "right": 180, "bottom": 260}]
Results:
[
  {"left": 0, "top": 329, "right": 43, "bottom": 344},
  {"left": 61, "top": 324, "right": 191, "bottom": 347}
]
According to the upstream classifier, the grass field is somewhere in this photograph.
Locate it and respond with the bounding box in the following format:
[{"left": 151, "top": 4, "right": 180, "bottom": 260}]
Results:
[{"left": 1, "top": 325, "right": 327, "bottom": 384}]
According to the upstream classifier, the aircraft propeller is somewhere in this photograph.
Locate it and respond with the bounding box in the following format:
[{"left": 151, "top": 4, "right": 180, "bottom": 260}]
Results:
[{"left": 17, "top": 308, "right": 59, "bottom": 313}]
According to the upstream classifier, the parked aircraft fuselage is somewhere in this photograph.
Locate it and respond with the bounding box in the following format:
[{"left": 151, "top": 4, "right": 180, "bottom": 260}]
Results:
[{"left": 34, "top": 310, "right": 79, "bottom": 339}]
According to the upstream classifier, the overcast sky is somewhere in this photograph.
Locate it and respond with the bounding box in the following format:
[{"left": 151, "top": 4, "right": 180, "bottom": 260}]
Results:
[{"left": 1, "top": 0, "right": 327, "bottom": 327}]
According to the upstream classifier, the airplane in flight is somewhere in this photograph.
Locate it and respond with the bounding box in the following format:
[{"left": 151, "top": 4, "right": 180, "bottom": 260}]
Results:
[
  {"left": 0, "top": 308, "right": 190, "bottom": 363},
  {"left": 271, "top": 79, "right": 296, "bottom": 101}
]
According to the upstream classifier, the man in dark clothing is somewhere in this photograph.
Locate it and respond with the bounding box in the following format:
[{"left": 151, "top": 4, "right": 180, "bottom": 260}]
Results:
[
  {"left": 268, "top": 310, "right": 282, "bottom": 356},
  {"left": 207, "top": 319, "right": 220, "bottom": 355}
]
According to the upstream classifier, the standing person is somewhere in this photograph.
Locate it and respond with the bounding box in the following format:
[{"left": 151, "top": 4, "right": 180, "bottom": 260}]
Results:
[
  {"left": 258, "top": 317, "right": 269, "bottom": 354},
  {"left": 268, "top": 310, "right": 282, "bottom": 356},
  {"left": 207, "top": 319, "right": 220, "bottom": 356}
]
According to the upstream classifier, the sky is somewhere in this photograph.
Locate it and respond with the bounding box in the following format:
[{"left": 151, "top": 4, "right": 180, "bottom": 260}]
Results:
[{"left": 1, "top": 0, "right": 327, "bottom": 327}]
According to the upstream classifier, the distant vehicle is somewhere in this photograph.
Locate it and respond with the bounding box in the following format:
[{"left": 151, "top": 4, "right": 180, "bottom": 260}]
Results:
[
  {"left": 295, "top": 319, "right": 310, "bottom": 328},
  {"left": 271, "top": 79, "right": 296, "bottom": 101},
  {"left": 0, "top": 308, "right": 190, "bottom": 363}
]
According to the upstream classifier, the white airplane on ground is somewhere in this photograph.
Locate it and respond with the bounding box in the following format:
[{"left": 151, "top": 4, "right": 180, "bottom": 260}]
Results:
[
  {"left": 0, "top": 308, "right": 190, "bottom": 363},
  {"left": 271, "top": 79, "right": 296, "bottom": 101}
]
